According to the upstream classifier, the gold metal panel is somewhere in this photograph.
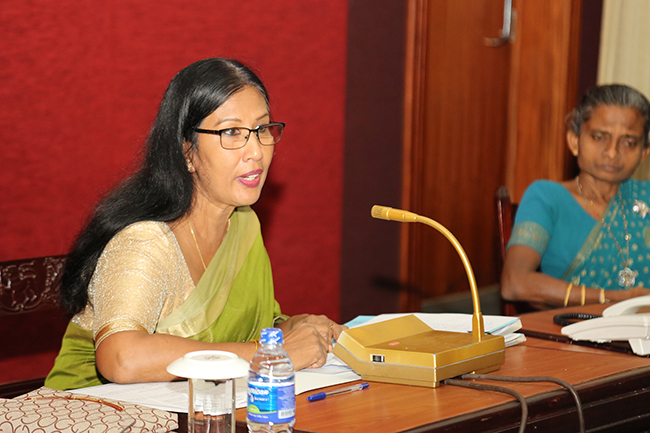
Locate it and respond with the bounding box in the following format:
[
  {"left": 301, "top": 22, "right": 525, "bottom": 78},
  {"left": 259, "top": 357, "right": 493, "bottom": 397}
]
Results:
[{"left": 334, "top": 315, "right": 506, "bottom": 387}]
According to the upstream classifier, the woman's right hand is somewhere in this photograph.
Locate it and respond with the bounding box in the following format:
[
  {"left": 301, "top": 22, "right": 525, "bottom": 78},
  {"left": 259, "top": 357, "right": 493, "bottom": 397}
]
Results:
[
  {"left": 282, "top": 322, "right": 330, "bottom": 370},
  {"left": 607, "top": 286, "right": 650, "bottom": 303}
]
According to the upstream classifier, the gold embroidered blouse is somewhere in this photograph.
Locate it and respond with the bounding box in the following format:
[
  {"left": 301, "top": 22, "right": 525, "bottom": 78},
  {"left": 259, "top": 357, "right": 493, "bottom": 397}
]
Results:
[{"left": 72, "top": 221, "right": 194, "bottom": 347}]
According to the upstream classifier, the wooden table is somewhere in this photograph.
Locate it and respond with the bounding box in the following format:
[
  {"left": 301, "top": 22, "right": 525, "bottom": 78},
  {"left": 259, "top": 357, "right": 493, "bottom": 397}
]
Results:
[
  {"left": 179, "top": 306, "right": 650, "bottom": 432},
  {"left": 519, "top": 303, "right": 650, "bottom": 356}
]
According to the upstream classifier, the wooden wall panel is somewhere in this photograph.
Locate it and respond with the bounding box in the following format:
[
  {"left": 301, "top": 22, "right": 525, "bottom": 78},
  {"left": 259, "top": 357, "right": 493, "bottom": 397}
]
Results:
[
  {"left": 506, "top": 0, "right": 582, "bottom": 201},
  {"left": 339, "top": 1, "right": 407, "bottom": 321},
  {"left": 403, "top": 0, "right": 511, "bottom": 306},
  {"left": 402, "top": 0, "right": 584, "bottom": 309}
]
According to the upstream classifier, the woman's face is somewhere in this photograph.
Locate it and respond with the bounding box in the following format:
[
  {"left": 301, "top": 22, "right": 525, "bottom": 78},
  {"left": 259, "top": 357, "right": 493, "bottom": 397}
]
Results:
[
  {"left": 568, "top": 104, "right": 649, "bottom": 184},
  {"left": 190, "top": 86, "right": 274, "bottom": 213}
]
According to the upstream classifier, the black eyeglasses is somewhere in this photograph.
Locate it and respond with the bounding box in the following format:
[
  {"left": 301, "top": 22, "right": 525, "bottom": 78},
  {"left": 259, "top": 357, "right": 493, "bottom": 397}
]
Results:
[{"left": 194, "top": 122, "right": 286, "bottom": 150}]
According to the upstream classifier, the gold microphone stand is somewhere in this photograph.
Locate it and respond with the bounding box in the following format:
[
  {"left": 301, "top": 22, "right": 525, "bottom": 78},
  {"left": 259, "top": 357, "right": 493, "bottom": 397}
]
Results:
[{"left": 333, "top": 206, "right": 505, "bottom": 387}]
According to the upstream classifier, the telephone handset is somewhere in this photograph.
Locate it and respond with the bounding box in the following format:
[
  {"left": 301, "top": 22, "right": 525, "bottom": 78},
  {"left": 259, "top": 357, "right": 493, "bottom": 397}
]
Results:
[
  {"left": 561, "top": 295, "right": 650, "bottom": 356},
  {"left": 602, "top": 295, "right": 650, "bottom": 317}
]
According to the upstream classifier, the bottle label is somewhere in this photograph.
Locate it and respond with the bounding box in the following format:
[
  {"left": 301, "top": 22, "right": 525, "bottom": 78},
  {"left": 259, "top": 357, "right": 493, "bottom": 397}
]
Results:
[{"left": 247, "top": 382, "right": 296, "bottom": 424}]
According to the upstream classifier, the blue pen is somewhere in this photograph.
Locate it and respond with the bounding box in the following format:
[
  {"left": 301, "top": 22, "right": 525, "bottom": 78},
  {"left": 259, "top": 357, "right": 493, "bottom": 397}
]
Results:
[{"left": 306, "top": 383, "right": 370, "bottom": 402}]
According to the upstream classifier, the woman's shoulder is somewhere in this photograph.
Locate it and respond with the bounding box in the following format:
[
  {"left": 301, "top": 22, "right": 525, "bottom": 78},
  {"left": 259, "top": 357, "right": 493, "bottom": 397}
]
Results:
[
  {"left": 517, "top": 179, "right": 579, "bottom": 222},
  {"left": 106, "top": 221, "right": 177, "bottom": 253},
  {"left": 524, "top": 179, "right": 566, "bottom": 194},
  {"left": 114, "top": 220, "right": 173, "bottom": 239},
  {"left": 622, "top": 179, "right": 650, "bottom": 208},
  {"left": 520, "top": 180, "right": 572, "bottom": 203},
  {"left": 96, "top": 221, "right": 185, "bottom": 280},
  {"left": 626, "top": 178, "right": 650, "bottom": 192}
]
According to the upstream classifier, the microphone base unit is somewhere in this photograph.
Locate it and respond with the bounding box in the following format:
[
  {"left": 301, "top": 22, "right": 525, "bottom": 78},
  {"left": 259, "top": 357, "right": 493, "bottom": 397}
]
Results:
[{"left": 333, "top": 315, "right": 506, "bottom": 388}]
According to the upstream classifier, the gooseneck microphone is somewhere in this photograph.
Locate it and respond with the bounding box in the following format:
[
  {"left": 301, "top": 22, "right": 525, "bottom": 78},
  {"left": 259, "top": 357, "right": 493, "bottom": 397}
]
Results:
[
  {"left": 371, "top": 205, "right": 486, "bottom": 340},
  {"left": 332, "top": 205, "right": 505, "bottom": 387}
]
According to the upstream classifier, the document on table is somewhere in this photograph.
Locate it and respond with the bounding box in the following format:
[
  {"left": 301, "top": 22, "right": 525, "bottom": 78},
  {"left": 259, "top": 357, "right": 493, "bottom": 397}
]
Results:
[
  {"left": 71, "top": 353, "right": 361, "bottom": 414},
  {"left": 71, "top": 380, "right": 212, "bottom": 413},
  {"left": 295, "top": 352, "right": 362, "bottom": 394}
]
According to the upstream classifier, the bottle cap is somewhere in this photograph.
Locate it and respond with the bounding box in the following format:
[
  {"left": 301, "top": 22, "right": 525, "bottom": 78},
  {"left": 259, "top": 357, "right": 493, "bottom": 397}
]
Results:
[{"left": 260, "top": 327, "right": 283, "bottom": 345}]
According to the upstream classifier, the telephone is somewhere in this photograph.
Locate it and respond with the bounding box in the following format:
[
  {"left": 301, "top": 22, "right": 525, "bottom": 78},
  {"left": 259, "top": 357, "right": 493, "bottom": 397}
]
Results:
[{"left": 561, "top": 295, "right": 650, "bottom": 356}]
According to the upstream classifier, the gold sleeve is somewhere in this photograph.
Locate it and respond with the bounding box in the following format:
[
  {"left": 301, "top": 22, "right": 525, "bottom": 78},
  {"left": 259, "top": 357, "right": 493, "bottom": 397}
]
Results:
[
  {"left": 77, "top": 221, "right": 194, "bottom": 348},
  {"left": 95, "top": 321, "right": 148, "bottom": 347}
]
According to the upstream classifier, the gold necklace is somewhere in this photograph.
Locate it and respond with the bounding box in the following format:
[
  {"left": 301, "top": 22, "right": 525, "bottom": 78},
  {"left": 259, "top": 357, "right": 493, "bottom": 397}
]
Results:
[
  {"left": 575, "top": 177, "right": 594, "bottom": 208},
  {"left": 576, "top": 176, "right": 636, "bottom": 288},
  {"left": 188, "top": 220, "right": 207, "bottom": 271}
]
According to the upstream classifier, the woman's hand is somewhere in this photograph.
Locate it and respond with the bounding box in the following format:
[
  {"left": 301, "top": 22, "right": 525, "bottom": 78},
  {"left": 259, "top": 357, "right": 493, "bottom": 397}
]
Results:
[
  {"left": 278, "top": 314, "right": 349, "bottom": 370},
  {"left": 283, "top": 323, "right": 330, "bottom": 370},
  {"left": 606, "top": 286, "right": 650, "bottom": 303},
  {"left": 280, "top": 314, "right": 347, "bottom": 344}
]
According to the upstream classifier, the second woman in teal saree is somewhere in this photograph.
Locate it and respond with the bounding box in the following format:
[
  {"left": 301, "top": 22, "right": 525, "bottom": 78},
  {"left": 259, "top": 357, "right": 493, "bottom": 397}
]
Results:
[{"left": 502, "top": 84, "right": 650, "bottom": 309}]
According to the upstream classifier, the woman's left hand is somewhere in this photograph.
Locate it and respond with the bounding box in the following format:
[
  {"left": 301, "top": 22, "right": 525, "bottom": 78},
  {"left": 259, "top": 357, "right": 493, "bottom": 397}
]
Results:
[{"left": 278, "top": 314, "right": 347, "bottom": 351}]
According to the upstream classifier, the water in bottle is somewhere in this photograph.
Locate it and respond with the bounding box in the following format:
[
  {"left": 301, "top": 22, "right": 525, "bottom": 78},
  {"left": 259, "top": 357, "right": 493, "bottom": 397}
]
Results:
[{"left": 247, "top": 328, "right": 296, "bottom": 433}]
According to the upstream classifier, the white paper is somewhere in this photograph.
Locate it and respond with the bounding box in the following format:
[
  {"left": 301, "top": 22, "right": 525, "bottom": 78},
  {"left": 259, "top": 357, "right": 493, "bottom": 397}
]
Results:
[
  {"left": 295, "top": 353, "right": 361, "bottom": 395},
  {"left": 505, "top": 332, "right": 527, "bottom": 347},
  {"left": 70, "top": 380, "right": 195, "bottom": 413},
  {"left": 71, "top": 353, "right": 360, "bottom": 414}
]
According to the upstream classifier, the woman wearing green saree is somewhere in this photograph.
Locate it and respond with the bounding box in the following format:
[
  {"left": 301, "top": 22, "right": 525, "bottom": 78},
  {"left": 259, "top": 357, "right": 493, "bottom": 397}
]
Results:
[
  {"left": 502, "top": 84, "right": 650, "bottom": 309},
  {"left": 45, "top": 58, "right": 345, "bottom": 390}
]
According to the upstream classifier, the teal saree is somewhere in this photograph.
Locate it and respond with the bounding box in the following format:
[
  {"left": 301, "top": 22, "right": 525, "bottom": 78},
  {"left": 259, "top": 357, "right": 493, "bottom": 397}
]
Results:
[{"left": 507, "top": 179, "right": 650, "bottom": 289}]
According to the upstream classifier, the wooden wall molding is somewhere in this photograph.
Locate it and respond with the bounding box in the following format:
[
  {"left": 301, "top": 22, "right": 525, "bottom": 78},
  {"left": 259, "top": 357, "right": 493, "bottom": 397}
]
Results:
[{"left": 400, "top": 0, "right": 428, "bottom": 312}]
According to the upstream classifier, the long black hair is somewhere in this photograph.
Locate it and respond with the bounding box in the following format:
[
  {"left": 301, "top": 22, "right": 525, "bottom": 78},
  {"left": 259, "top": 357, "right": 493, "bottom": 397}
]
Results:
[{"left": 60, "top": 58, "right": 269, "bottom": 317}]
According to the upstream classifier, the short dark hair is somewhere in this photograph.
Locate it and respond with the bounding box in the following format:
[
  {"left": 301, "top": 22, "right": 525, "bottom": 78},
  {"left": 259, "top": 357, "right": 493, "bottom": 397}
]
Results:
[
  {"left": 567, "top": 84, "right": 650, "bottom": 147},
  {"left": 60, "top": 58, "right": 269, "bottom": 316}
]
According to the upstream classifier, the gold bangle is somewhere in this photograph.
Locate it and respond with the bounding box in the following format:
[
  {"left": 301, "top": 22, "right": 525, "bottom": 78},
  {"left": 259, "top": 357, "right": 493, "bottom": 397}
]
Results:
[
  {"left": 564, "top": 283, "right": 573, "bottom": 307},
  {"left": 599, "top": 288, "right": 606, "bottom": 304},
  {"left": 252, "top": 339, "right": 259, "bottom": 353},
  {"left": 580, "top": 285, "right": 586, "bottom": 306}
]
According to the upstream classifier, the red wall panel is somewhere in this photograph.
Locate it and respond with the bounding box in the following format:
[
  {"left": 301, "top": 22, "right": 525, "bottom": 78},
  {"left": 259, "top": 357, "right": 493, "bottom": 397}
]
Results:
[{"left": 0, "top": 1, "right": 347, "bottom": 320}]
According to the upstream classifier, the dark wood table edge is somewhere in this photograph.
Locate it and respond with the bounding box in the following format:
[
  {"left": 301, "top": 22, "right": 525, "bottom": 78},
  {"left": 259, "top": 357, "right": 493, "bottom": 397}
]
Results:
[
  {"left": 518, "top": 303, "right": 650, "bottom": 357},
  {"left": 176, "top": 415, "right": 316, "bottom": 433},
  {"left": 520, "top": 329, "right": 650, "bottom": 357},
  {"left": 397, "top": 365, "right": 650, "bottom": 433}
]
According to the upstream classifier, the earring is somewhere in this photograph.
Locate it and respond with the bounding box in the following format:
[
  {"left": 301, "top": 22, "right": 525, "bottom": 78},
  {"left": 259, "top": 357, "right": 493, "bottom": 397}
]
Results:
[{"left": 186, "top": 160, "right": 194, "bottom": 172}]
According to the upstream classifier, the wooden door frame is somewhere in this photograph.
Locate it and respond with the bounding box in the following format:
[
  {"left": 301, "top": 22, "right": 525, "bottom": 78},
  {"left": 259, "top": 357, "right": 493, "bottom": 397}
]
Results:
[
  {"left": 400, "top": 0, "right": 428, "bottom": 312},
  {"left": 506, "top": 0, "right": 583, "bottom": 201},
  {"left": 400, "top": 0, "right": 584, "bottom": 312}
]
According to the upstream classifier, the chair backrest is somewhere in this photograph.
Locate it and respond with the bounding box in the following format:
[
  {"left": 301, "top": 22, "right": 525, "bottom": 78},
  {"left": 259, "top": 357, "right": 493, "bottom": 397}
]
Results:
[
  {"left": 495, "top": 186, "right": 517, "bottom": 274},
  {"left": 0, "top": 255, "right": 66, "bottom": 316},
  {"left": 0, "top": 255, "right": 68, "bottom": 397},
  {"left": 494, "top": 187, "right": 537, "bottom": 316}
]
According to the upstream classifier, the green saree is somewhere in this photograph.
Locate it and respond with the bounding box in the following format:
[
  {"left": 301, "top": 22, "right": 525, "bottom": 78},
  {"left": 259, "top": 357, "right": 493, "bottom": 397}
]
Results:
[{"left": 45, "top": 206, "right": 284, "bottom": 390}]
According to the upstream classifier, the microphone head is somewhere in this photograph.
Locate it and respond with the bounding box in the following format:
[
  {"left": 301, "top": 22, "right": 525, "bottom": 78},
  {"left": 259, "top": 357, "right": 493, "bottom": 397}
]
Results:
[
  {"left": 371, "top": 205, "right": 391, "bottom": 220},
  {"left": 371, "top": 205, "right": 418, "bottom": 222}
]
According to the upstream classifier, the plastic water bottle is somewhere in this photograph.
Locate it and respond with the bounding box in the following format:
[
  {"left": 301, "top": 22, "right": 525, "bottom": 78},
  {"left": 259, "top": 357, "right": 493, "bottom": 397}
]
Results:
[{"left": 247, "top": 328, "right": 296, "bottom": 433}]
